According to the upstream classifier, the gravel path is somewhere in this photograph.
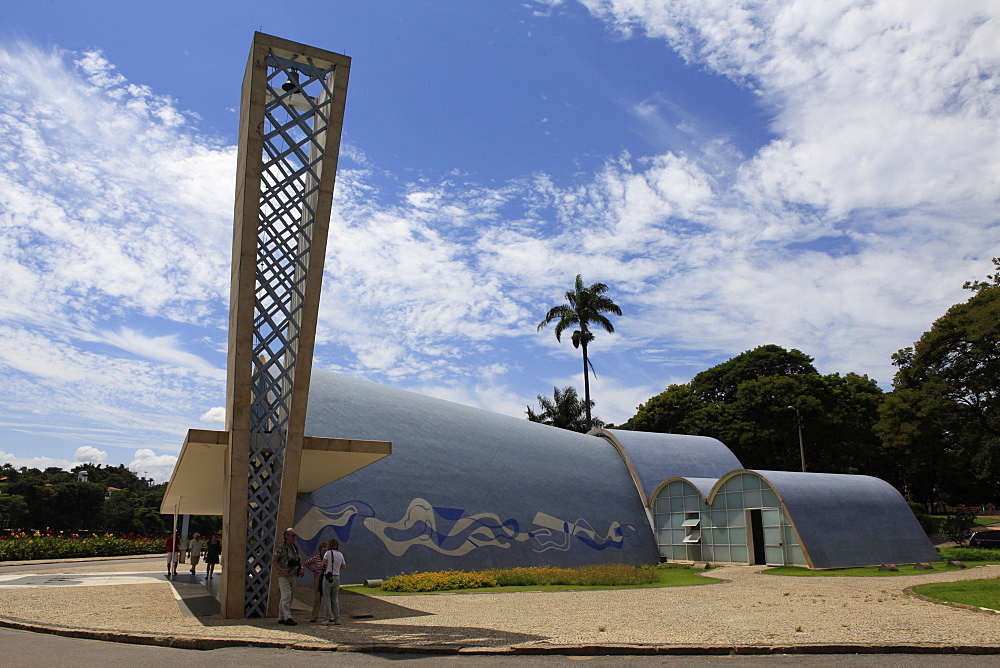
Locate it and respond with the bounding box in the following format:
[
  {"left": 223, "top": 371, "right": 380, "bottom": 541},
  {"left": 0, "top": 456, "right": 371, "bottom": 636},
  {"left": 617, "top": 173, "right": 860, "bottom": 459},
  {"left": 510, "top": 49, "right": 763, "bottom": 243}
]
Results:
[{"left": 1, "top": 560, "right": 998, "bottom": 649}]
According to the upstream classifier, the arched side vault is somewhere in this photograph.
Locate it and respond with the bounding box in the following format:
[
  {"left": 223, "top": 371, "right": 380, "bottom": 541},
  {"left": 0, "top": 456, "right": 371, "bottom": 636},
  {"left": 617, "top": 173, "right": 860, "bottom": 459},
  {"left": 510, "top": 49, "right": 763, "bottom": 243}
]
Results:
[
  {"left": 749, "top": 470, "right": 940, "bottom": 569},
  {"left": 295, "top": 371, "right": 659, "bottom": 583},
  {"left": 592, "top": 429, "right": 743, "bottom": 504},
  {"left": 650, "top": 470, "right": 939, "bottom": 569}
]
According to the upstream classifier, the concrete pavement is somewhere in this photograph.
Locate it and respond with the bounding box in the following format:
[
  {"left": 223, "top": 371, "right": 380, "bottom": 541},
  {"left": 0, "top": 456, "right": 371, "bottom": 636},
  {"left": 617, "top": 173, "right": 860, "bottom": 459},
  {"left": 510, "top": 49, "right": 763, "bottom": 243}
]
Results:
[{"left": 1, "top": 555, "right": 999, "bottom": 656}]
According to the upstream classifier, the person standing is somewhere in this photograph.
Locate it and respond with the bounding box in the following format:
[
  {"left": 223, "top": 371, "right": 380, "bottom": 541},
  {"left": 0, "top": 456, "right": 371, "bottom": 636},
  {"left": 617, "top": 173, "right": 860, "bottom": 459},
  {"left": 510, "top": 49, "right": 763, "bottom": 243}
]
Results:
[
  {"left": 272, "top": 528, "right": 304, "bottom": 626},
  {"left": 188, "top": 533, "right": 203, "bottom": 575},
  {"left": 320, "top": 537, "right": 346, "bottom": 626},
  {"left": 205, "top": 534, "right": 222, "bottom": 580},
  {"left": 305, "top": 540, "right": 329, "bottom": 623},
  {"left": 165, "top": 533, "right": 180, "bottom": 577}
]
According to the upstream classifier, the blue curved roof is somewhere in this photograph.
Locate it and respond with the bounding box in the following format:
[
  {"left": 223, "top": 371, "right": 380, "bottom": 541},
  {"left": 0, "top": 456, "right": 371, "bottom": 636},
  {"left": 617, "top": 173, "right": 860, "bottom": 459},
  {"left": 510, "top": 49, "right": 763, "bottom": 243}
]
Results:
[
  {"left": 595, "top": 429, "right": 743, "bottom": 503},
  {"left": 752, "top": 470, "right": 939, "bottom": 569},
  {"left": 298, "top": 371, "right": 658, "bottom": 582}
]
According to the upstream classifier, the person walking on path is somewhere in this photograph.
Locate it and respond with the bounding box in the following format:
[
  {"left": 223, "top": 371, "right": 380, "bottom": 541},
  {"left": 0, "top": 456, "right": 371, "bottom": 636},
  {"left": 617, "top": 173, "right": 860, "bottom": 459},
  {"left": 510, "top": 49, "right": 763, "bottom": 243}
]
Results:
[
  {"left": 305, "top": 540, "right": 329, "bottom": 623},
  {"left": 205, "top": 534, "right": 221, "bottom": 580},
  {"left": 320, "top": 537, "right": 346, "bottom": 626},
  {"left": 165, "top": 533, "right": 180, "bottom": 577},
  {"left": 272, "top": 528, "right": 304, "bottom": 626},
  {"left": 187, "top": 533, "right": 203, "bottom": 575}
]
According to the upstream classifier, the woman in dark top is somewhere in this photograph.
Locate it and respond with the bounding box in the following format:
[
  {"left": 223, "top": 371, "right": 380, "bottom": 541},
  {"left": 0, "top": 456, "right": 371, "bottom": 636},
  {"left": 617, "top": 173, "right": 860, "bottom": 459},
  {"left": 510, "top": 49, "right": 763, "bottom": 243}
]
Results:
[{"left": 205, "top": 535, "right": 222, "bottom": 580}]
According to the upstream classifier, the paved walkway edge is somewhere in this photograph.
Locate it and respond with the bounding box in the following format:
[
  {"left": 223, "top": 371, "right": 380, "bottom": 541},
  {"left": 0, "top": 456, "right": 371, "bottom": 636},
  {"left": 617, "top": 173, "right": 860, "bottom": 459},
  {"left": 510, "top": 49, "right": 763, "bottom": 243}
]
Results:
[{"left": 3, "top": 616, "right": 1000, "bottom": 655}]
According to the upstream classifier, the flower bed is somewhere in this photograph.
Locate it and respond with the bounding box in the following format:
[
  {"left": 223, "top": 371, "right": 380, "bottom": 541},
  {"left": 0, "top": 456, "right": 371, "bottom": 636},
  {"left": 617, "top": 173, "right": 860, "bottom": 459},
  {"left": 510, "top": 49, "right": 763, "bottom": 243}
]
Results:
[
  {"left": 380, "top": 563, "right": 659, "bottom": 592},
  {"left": 0, "top": 533, "right": 164, "bottom": 561}
]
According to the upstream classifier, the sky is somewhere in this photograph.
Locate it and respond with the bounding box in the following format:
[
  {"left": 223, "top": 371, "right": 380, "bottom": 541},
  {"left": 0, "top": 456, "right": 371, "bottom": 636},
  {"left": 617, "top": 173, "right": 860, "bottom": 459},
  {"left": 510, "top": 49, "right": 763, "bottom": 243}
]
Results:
[{"left": 0, "top": 1, "right": 997, "bottom": 483}]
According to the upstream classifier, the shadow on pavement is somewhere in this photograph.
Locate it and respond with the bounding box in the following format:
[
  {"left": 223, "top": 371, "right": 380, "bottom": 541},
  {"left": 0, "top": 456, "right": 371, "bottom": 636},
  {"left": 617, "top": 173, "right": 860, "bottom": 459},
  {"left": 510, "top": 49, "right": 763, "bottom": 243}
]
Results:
[{"left": 183, "top": 586, "right": 547, "bottom": 648}]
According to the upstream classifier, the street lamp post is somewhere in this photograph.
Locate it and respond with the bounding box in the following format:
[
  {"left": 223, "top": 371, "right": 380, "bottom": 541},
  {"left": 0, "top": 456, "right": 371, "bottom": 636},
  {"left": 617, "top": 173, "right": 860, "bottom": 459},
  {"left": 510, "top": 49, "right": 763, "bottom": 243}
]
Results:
[{"left": 787, "top": 406, "right": 806, "bottom": 472}]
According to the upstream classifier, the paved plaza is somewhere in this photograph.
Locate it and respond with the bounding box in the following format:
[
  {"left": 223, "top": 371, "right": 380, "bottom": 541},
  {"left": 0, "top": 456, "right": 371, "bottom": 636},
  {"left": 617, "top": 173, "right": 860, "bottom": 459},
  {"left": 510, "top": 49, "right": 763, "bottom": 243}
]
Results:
[{"left": 0, "top": 555, "right": 999, "bottom": 655}]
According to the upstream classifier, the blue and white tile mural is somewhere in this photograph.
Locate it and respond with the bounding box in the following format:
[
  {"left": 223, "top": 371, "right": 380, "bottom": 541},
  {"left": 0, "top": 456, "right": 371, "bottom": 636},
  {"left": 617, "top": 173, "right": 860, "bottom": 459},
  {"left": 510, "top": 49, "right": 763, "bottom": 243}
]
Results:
[{"left": 294, "top": 371, "right": 656, "bottom": 583}]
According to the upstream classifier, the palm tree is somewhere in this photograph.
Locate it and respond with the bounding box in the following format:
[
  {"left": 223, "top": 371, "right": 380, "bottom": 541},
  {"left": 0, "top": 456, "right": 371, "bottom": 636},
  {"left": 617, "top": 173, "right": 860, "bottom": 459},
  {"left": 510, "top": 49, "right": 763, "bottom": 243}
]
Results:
[
  {"left": 537, "top": 274, "right": 622, "bottom": 431},
  {"left": 526, "top": 386, "right": 602, "bottom": 433}
]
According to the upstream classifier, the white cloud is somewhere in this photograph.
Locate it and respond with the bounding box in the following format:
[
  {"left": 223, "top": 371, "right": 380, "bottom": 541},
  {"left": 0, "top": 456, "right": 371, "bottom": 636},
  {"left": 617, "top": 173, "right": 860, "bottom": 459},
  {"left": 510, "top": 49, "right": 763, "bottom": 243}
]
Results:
[
  {"left": 200, "top": 407, "right": 226, "bottom": 424},
  {"left": 0, "top": 451, "right": 73, "bottom": 471},
  {"left": 129, "top": 448, "right": 178, "bottom": 484},
  {"left": 74, "top": 446, "right": 107, "bottom": 464}
]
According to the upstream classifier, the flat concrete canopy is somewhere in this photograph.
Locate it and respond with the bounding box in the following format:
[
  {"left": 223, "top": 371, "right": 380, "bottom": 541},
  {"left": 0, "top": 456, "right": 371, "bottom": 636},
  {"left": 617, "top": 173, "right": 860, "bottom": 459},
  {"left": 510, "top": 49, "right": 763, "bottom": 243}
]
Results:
[{"left": 160, "top": 429, "right": 390, "bottom": 516}]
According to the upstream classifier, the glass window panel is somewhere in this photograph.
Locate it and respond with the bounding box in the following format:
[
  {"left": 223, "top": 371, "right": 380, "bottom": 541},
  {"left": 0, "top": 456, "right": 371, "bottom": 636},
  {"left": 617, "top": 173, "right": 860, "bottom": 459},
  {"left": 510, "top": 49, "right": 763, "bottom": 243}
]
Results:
[
  {"left": 683, "top": 495, "right": 700, "bottom": 511},
  {"left": 712, "top": 528, "right": 729, "bottom": 544},
  {"left": 682, "top": 517, "right": 701, "bottom": 527},
  {"left": 783, "top": 525, "right": 800, "bottom": 546},
  {"left": 743, "top": 475, "right": 761, "bottom": 490},
  {"left": 672, "top": 545, "right": 687, "bottom": 560},
  {"left": 713, "top": 545, "right": 731, "bottom": 562},
  {"left": 655, "top": 514, "right": 671, "bottom": 529},
  {"left": 682, "top": 533, "right": 701, "bottom": 543},
  {"left": 730, "top": 527, "right": 747, "bottom": 544},
  {"left": 657, "top": 529, "right": 672, "bottom": 545},
  {"left": 727, "top": 510, "right": 745, "bottom": 527},
  {"left": 762, "top": 489, "right": 780, "bottom": 507},
  {"left": 730, "top": 545, "right": 748, "bottom": 563},
  {"left": 764, "top": 546, "right": 784, "bottom": 565},
  {"left": 763, "top": 527, "right": 782, "bottom": 545},
  {"left": 670, "top": 496, "right": 683, "bottom": 512},
  {"left": 786, "top": 544, "right": 806, "bottom": 566},
  {"left": 671, "top": 529, "right": 687, "bottom": 544},
  {"left": 701, "top": 544, "right": 713, "bottom": 561},
  {"left": 726, "top": 475, "right": 744, "bottom": 492},
  {"left": 712, "top": 511, "right": 729, "bottom": 527},
  {"left": 761, "top": 509, "right": 781, "bottom": 526},
  {"left": 667, "top": 480, "right": 684, "bottom": 495},
  {"left": 744, "top": 490, "right": 763, "bottom": 508},
  {"left": 655, "top": 497, "right": 671, "bottom": 514},
  {"left": 701, "top": 513, "right": 715, "bottom": 528},
  {"left": 687, "top": 544, "right": 702, "bottom": 561}
]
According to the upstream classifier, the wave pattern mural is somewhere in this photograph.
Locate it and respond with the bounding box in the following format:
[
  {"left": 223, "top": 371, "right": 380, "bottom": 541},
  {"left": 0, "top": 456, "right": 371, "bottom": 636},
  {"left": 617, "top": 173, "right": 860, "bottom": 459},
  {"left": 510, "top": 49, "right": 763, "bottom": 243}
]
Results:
[
  {"left": 294, "top": 500, "right": 375, "bottom": 543},
  {"left": 296, "top": 497, "right": 641, "bottom": 559},
  {"left": 363, "top": 498, "right": 530, "bottom": 557}
]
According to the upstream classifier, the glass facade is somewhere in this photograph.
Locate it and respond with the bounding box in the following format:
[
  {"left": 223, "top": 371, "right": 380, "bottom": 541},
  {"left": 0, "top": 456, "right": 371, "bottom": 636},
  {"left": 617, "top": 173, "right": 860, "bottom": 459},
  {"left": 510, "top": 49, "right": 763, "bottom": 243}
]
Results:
[{"left": 652, "top": 473, "right": 807, "bottom": 566}]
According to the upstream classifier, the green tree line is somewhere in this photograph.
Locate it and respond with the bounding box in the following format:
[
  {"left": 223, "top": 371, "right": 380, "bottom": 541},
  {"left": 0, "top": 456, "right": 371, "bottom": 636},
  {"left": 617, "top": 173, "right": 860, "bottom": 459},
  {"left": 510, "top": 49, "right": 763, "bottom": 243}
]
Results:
[{"left": 0, "top": 463, "right": 218, "bottom": 536}]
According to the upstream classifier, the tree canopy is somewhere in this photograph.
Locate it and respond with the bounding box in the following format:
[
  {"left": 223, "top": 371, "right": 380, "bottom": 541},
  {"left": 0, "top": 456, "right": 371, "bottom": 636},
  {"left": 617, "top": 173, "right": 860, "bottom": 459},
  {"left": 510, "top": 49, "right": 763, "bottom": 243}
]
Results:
[
  {"left": 619, "top": 346, "right": 887, "bottom": 475},
  {"left": 876, "top": 259, "right": 1000, "bottom": 505}
]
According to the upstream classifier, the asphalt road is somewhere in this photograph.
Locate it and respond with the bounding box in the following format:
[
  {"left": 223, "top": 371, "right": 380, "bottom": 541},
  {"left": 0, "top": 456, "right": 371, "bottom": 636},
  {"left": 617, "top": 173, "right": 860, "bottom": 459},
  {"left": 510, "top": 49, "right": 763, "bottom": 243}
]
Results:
[{"left": 2, "top": 628, "right": 999, "bottom": 668}]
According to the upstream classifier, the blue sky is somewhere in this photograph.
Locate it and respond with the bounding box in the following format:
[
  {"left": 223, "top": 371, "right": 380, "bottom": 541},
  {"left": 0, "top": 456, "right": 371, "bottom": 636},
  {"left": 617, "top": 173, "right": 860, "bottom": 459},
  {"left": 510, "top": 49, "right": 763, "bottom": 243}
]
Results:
[{"left": 1, "top": 1, "right": 997, "bottom": 482}]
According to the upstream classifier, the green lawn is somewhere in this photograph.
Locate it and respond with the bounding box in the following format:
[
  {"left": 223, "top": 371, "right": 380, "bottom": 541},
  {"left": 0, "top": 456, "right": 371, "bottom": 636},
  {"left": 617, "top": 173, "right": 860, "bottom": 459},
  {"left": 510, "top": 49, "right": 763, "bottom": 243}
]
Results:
[
  {"left": 762, "top": 562, "right": 978, "bottom": 577},
  {"left": 912, "top": 577, "right": 1000, "bottom": 610},
  {"left": 344, "top": 566, "right": 722, "bottom": 595}
]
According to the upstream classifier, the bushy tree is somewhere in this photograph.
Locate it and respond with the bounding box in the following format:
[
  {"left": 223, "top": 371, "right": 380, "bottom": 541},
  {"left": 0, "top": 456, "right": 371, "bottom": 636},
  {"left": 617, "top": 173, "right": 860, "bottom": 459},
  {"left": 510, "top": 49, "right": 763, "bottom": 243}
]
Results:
[
  {"left": 618, "top": 345, "right": 888, "bottom": 475},
  {"left": 876, "top": 259, "right": 1000, "bottom": 506}
]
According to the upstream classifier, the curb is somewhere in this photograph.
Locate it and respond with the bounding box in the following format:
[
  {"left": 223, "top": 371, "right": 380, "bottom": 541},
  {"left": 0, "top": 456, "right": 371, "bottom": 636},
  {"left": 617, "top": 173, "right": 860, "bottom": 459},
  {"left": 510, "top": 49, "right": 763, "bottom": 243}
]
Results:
[
  {"left": 0, "top": 554, "right": 164, "bottom": 567},
  {"left": 3, "top": 616, "right": 1000, "bottom": 656}
]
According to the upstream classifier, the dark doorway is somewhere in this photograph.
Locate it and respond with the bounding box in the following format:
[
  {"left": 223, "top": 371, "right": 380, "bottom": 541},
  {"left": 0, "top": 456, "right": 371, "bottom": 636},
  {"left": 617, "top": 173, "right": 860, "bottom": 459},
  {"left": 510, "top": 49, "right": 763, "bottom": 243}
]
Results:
[{"left": 749, "top": 509, "right": 765, "bottom": 565}]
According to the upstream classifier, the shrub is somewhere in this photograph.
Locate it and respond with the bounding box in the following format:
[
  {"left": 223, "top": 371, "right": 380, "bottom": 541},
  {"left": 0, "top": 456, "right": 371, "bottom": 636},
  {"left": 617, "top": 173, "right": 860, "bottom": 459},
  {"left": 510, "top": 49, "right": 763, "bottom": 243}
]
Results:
[
  {"left": 0, "top": 532, "right": 164, "bottom": 561},
  {"left": 940, "top": 507, "right": 978, "bottom": 545}
]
